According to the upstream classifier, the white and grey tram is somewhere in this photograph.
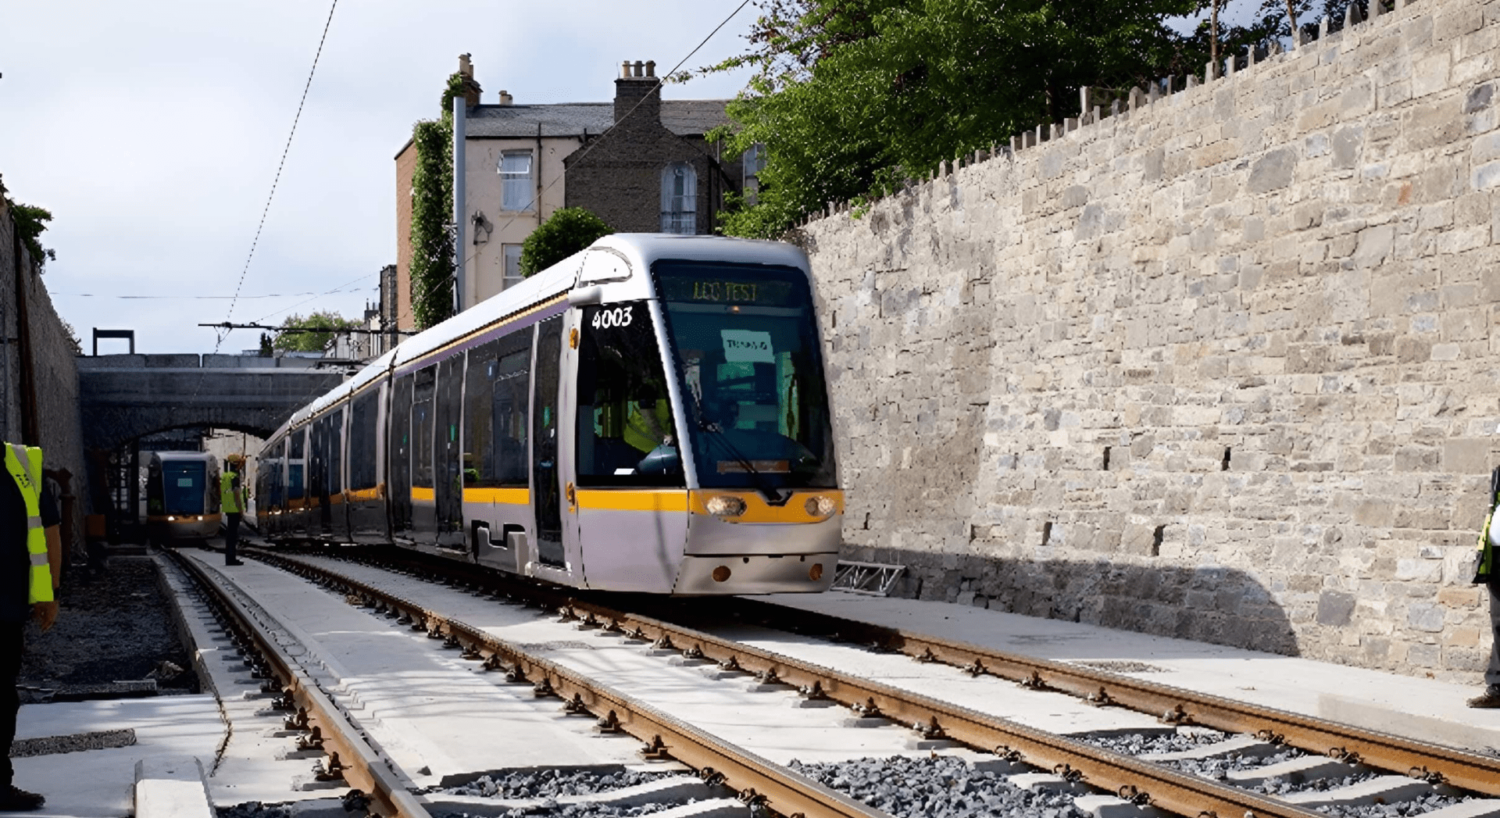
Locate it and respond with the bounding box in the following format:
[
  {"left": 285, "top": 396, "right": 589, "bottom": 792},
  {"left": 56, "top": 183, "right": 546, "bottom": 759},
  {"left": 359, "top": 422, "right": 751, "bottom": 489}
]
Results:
[
  {"left": 256, "top": 235, "right": 841, "bottom": 595},
  {"left": 146, "top": 451, "right": 222, "bottom": 543}
]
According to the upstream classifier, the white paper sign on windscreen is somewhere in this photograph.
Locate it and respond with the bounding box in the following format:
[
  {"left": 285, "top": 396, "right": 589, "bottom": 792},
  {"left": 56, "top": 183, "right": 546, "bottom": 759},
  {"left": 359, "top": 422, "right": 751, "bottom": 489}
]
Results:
[{"left": 721, "top": 329, "right": 774, "bottom": 364}]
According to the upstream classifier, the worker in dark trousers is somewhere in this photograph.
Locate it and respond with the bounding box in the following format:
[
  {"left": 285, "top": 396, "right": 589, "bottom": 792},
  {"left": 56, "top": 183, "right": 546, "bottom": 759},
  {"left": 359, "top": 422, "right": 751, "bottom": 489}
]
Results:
[
  {"left": 221, "top": 454, "right": 245, "bottom": 566},
  {"left": 1, "top": 443, "right": 62, "bottom": 811},
  {"left": 1470, "top": 467, "right": 1500, "bottom": 708}
]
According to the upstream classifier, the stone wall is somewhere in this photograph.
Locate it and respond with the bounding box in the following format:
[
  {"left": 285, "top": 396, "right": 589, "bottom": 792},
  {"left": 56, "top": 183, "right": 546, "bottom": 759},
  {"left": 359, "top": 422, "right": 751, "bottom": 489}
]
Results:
[
  {"left": 803, "top": 0, "right": 1500, "bottom": 680},
  {"left": 0, "top": 193, "right": 87, "bottom": 563}
]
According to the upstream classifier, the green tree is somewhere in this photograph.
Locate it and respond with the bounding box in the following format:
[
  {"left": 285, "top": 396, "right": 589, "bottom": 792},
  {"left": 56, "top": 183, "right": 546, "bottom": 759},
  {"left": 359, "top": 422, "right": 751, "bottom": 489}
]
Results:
[
  {"left": 705, "top": 0, "right": 1275, "bottom": 238},
  {"left": 273, "top": 311, "right": 358, "bottom": 353},
  {"left": 11, "top": 204, "right": 57, "bottom": 270},
  {"left": 519, "top": 208, "right": 614, "bottom": 277},
  {"left": 409, "top": 71, "right": 478, "bottom": 329}
]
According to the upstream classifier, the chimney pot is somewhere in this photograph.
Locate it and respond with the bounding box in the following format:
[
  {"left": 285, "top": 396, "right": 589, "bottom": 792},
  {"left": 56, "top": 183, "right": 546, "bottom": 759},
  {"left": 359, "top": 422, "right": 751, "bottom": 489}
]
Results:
[
  {"left": 459, "top": 53, "right": 473, "bottom": 78},
  {"left": 498, "top": 90, "right": 513, "bottom": 105},
  {"left": 633, "top": 60, "right": 644, "bottom": 78},
  {"left": 645, "top": 60, "right": 656, "bottom": 78},
  {"left": 621, "top": 60, "right": 632, "bottom": 79}
]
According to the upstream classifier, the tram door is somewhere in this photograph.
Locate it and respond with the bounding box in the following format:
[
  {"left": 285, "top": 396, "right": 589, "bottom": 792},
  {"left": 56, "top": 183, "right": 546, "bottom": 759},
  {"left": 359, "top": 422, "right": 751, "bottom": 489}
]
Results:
[
  {"left": 434, "top": 355, "right": 465, "bottom": 550},
  {"left": 532, "top": 316, "right": 566, "bottom": 568}
]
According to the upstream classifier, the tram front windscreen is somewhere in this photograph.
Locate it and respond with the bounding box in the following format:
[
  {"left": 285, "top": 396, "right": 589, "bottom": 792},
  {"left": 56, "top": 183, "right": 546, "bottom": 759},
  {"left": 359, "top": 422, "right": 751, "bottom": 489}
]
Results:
[{"left": 652, "top": 260, "right": 838, "bottom": 492}]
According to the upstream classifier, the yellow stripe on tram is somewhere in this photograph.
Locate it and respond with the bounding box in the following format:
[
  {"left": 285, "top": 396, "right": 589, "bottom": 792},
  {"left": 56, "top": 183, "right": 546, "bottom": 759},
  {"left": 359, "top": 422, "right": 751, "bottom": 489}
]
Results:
[
  {"left": 410, "top": 486, "right": 435, "bottom": 502},
  {"left": 575, "top": 489, "right": 690, "bottom": 513},
  {"left": 463, "top": 487, "right": 530, "bottom": 505}
]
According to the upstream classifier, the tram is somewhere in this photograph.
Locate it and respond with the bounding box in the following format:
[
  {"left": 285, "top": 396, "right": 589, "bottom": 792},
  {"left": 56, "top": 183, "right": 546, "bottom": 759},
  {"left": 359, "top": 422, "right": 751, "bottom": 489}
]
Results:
[
  {"left": 145, "top": 451, "right": 221, "bottom": 544},
  {"left": 258, "top": 235, "right": 841, "bottom": 595}
]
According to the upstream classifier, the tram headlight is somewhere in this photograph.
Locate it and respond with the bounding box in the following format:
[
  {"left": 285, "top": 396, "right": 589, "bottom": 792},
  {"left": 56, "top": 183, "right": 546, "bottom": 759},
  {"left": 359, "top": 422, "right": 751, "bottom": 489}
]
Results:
[
  {"left": 167, "top": 516, "right": 176, "bottom": 522},
  {"left": 804, "top": 495, "right": 837, "bottom": 519},
  {"left": 704, "top": 496, "right": 747, "bottom": 518},
  {"left": 197, "top": 515, "right": 204, "bottom": 521}
]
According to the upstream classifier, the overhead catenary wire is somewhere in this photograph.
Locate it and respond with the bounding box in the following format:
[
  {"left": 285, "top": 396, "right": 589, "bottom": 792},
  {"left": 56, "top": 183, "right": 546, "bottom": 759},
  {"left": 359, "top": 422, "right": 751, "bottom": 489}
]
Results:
[
  {"left": 189, "top": 0, "right": 339, "bottom": 417},
  {"left": 212, "top": 0, "right": 340, "bottom": 352}
]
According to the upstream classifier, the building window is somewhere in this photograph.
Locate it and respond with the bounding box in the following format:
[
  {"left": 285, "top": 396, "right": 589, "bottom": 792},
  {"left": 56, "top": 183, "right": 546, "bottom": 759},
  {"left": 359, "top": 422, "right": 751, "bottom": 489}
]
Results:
[
  {"left": 742, "top": 144, "right": 766, "bottom": 206},
  {"left": 499, "top": 151, "right": 534, "bottom": 212},
  {"left": 660, "top": 163, "right": 697, "bottom": 234},
  {"left": 503, "top": 244, "right": 525, "bottom": 289}
]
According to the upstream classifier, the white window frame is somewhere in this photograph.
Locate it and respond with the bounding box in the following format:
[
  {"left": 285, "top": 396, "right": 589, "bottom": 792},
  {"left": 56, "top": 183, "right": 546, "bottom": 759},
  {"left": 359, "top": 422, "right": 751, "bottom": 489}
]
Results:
[
  {"left": 502, "top": 244, "right": 525, "bottom": 290},
  {"left": 499, "top": 151, "right": 534, "bottom": 212},
  {"left": 660, "top": 162, "right": 697, "bottom": 235}
]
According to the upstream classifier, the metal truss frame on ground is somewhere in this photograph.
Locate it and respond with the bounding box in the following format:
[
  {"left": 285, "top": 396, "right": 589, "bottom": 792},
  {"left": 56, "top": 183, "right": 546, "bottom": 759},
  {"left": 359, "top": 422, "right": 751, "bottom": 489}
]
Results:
[{"left": 830, "top": 560, "right": 906, "bottom": 596}]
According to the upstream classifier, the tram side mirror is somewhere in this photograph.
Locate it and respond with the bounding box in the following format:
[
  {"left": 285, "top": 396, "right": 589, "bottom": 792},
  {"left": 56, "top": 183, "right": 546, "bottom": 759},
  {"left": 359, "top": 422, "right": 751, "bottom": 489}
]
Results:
[{"left": 568, "top": 286, "right": 604, "bottom": 307}]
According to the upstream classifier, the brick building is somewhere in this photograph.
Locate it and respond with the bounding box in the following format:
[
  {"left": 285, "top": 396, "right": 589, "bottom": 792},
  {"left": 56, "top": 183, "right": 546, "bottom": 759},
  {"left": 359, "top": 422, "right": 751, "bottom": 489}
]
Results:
[{"left": 393, "top": 57, "right": 753, "bottom": 327}]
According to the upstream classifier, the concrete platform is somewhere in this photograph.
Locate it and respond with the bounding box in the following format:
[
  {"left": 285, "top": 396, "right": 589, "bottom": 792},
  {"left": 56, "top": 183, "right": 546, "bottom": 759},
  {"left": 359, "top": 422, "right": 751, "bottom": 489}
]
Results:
[
  {"left": 760, "top": 592, "right": 1500, "bottom": 754},
  {"left": 5, "top": 695, "right": 223, "bottom": 818},
  {"left": 282, "top": 554, "right": 964, "bottom": 766},
  {"left": 176, "top": 550, "right": 654, "bottom": 791}
]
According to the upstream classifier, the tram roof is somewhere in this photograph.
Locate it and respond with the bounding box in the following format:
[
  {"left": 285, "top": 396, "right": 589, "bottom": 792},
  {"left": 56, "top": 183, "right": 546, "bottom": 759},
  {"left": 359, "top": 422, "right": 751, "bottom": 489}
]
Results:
[{"left": 272, "top": 234, "right": 810, "bottom": 435}]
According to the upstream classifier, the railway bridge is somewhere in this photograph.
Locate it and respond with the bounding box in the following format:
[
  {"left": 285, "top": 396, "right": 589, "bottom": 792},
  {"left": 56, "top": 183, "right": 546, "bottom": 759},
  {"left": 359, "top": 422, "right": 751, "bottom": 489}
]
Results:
[{"left": 78, "top": 354, "right": 348, "bottom": 451}]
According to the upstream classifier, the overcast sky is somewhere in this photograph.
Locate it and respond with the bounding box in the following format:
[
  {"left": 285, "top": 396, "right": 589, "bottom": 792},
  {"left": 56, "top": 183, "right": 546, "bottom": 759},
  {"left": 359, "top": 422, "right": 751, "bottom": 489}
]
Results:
[{"left": 0, "top": 1, "right": 758, "bottom": 355}]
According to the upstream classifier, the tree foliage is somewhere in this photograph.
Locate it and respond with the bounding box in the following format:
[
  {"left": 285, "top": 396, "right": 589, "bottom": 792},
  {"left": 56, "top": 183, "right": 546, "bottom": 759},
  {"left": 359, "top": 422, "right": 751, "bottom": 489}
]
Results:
[
  {"left": 705, "top": 0, "right": 1289, "bottom": 238},
  {"left": 409, "top": 72, "right": 476, "bottom": 330},
  {"left": 273, "top": 311, "right": 358, "bottom": 352},
  {"left": 10, "top": 204, "right": 56, "bottom": 270},
  {"left": 519, "top": 208, "right": 614, "bottom": 277}
]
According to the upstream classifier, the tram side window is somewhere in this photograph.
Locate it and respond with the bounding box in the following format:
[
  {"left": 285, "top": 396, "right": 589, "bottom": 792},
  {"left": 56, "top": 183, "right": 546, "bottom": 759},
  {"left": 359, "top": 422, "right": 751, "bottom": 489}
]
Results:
[
  {"left": 349, "top": 392, "right": 378, "bottom": 491},
  {"left": 575, "top": 301, "right": 683, "bottom": 487},
  {"left": 329, "top": 407, "right": 344, "bottom": 495},
  {"left": 413, "top": 366, "right": 436, "bottom": 487},
  {"left": 289, "top": 429, "right": 306, "bottom": 501},
  {"left": 462, "top": 332, "right": 532, "bottom": 488}
]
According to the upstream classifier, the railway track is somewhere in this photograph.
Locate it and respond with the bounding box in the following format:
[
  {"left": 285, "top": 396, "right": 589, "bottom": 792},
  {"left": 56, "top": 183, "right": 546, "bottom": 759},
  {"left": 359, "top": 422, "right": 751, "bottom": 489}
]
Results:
[
  {"left": 172, "top": 546, "right": 887, "bottom": 817},
  {"left": 166, "top": 550, "right": 431, "bottom": 818},
  {"left": 229, "top": 544, "right": 1500, "bottom": 818}
]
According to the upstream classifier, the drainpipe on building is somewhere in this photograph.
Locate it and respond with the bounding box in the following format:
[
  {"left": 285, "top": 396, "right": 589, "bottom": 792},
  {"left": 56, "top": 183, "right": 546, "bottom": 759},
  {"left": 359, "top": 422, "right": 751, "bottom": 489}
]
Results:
[
  {"left": 452, "top": 92, "right": 467, "bottom": 314},
  {"left": 536, "top": 122, "right": 544, "bottom": 228}
]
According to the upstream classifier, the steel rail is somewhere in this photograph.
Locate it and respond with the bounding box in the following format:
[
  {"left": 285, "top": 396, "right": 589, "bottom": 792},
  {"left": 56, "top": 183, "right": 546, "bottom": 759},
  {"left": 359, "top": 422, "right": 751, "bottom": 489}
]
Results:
[
  {"left": 722, "top": 597, "right": 1500, "bottom": 796},
  {"left": 252, "top": 551, "right": 889, "bottom": 818},
  {"left": 255, "top": 548, "right": 1329, "bottom": 818},
  {"left": 168, "top": 551, "right": 432, "bottom": 818}
]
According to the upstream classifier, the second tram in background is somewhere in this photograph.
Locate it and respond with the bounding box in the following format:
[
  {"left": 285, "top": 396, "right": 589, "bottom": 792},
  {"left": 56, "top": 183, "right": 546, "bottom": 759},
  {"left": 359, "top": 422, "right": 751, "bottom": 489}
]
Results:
[
  {"left": 146, "top": 451, "right": 221, "bottom": 544},
  {"left": 256, "top": 234, "right": 841, "bottom": 595}
]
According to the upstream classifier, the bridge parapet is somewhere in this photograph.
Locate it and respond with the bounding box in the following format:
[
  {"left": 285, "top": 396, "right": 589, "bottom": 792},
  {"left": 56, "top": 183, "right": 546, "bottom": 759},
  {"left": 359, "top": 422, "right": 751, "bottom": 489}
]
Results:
[
  {"left": 79, "top": 355, "right": 349, "bottom": 450},
  {"left": 79, "top": 354, "right": 339, "bottom": 371}
]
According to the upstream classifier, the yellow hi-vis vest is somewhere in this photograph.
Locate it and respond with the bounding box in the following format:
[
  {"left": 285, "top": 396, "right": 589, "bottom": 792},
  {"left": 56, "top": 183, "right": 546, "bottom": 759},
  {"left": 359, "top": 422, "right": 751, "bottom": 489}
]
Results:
[
  {"left": 4, "top": 443, "right": 52, "bottom": 604},
  {"left": 221, "top": 470, "right": 242, "bottom": 515}
]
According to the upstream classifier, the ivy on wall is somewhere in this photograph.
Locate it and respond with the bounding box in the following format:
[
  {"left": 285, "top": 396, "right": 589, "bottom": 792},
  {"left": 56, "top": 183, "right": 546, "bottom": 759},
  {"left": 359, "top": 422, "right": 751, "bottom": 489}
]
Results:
[{"left": 408, "top": 72, "right": 472, "bottom": 330}]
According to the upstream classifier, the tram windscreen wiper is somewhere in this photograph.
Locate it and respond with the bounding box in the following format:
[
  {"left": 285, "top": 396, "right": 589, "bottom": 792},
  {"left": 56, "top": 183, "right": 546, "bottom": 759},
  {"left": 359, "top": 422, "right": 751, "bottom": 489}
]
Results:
[{"left": 696, "top": 418, "right": 783, "bottom": 502}]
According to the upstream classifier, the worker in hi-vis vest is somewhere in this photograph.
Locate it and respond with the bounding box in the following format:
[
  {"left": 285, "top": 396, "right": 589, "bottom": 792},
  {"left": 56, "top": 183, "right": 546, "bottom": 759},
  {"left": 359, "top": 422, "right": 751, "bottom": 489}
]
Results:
[
  {"left": 1469, "top": 467, "right": 1500, "bottom": 709},
  {"left": 1, "top": 442, "right": 62, "bottom": 812},
  {"left": 222, "top": 454, "right": 246, "bottom": 566}
]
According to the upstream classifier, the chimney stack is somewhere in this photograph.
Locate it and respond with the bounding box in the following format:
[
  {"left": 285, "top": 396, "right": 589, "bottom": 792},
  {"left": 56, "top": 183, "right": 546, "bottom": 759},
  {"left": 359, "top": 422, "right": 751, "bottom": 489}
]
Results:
[
  {"left": 614, "top": 57, "right": 661, "bottom": 125},
  {"left": 456, "top": 53, "right": 481, "bottom": 108}
]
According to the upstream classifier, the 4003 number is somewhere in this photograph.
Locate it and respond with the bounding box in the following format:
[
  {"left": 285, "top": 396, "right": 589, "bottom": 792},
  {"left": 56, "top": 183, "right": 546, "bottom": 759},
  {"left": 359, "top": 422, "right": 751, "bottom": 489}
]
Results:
[{"left": 590, "top": 306, "right": 634, "bottom": 330}]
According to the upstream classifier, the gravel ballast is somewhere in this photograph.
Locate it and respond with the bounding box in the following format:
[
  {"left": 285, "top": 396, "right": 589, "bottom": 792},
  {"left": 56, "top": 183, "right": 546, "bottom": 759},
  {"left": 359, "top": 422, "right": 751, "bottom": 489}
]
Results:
[
  {"left": 19, "top": 556, "right": 198, "bottom": 696},
  {"left": 791, "top": 755, "right": 1087, "bottom": 818},
  {"left": 436, "top": 768, "right": 673, "bottom": 799}
]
